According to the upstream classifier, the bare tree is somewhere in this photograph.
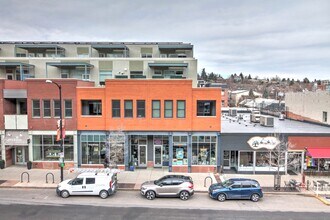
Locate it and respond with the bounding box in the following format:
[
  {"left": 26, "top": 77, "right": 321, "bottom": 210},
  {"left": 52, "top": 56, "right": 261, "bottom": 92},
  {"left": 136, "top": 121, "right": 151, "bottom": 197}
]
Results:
[{"left": 105, "top": 129, "right": 126, "bottom": 168}]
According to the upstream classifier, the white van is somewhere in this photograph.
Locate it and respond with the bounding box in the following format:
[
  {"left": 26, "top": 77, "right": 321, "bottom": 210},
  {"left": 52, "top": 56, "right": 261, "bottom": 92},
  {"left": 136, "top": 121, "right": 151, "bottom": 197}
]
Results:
[{"left": 56, "top": 172, "right": 117, "bottom": 199}]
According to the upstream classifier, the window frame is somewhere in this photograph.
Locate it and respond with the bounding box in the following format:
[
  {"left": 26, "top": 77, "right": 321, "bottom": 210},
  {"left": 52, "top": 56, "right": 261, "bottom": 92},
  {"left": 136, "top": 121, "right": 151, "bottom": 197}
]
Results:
[
  {"left": 164, "top": 100, "right": 173, "bottom": 118},
  {"left": 124, "top": 100, "right": 133, "bottom": 118},
  {"left": 112, "top": 100, "right": 121, "bottom": 118},
  {"left": 136, "top": 100, "right": 145, "bottom": 118},
  {"left": 64, "top": 100, "right": 72, "bottom": 118},
  {"left": 177, "top": 100, "right": 186, "bottom": 118},
  {"left": 32, "top": 100, "right": 41, "bottom": 118},
  {"left": 81, "top": 100, "right": 102, "bottom": 116},
  {"left": 53, "top": 99, "right": 61, "bottom": 118},
  {"left": 43, "top": 99, "right": 51, "bottom": 118},
  {"left": 152, "top": 100, "right": 161, "bottom": 118},
  {"left": 197, "top": 100, "right": 216, "bottom": 116}
]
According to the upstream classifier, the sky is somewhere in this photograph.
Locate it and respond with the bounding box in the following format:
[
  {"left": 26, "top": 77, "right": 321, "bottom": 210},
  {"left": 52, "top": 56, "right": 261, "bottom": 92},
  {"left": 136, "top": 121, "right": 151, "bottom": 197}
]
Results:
[{"left": 0, "top": 0, "right": 329, "bottom": 80}]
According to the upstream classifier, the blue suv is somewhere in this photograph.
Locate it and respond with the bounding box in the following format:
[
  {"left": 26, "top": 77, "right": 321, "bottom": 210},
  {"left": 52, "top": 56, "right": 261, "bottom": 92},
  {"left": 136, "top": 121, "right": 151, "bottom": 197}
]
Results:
[{"left": 209, "top": 178, "right": 263, "bottom": 202}]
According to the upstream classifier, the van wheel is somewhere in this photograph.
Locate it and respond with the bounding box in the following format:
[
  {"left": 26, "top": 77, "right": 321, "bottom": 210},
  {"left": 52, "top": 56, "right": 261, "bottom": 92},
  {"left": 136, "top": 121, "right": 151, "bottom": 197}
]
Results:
[
  {"left": 179, "top": 191, "right": 190, "bottom": 200},
  {"left": 250, "top": 193, "right": 260, "bottom": 202},
  {"left": 145, "top": 190, "right": 156, "bottom": 200},
  {"left": 99, "top": 190, "right": 109, "bottom": 199},
  {"left": 61, "top": 190, "right": 70, "bottom": 198},
  {"left": 217, "top": 193, "right": 226, "bottom": 202}
]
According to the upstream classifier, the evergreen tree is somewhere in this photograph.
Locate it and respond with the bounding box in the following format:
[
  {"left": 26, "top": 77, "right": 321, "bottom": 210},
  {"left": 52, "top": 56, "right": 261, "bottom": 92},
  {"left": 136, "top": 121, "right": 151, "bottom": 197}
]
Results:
[
  {"left": 248, "top": 74, "right": 252, "bottom": 80},
  {"left": 200, "top": 68, "right": 207, "bottom": 81},
  {"left": 303, "top": 77, "right": 310, "bottom": 83},
  {"left": 263, "top": 89, "right": 269, "bottom": 98}
]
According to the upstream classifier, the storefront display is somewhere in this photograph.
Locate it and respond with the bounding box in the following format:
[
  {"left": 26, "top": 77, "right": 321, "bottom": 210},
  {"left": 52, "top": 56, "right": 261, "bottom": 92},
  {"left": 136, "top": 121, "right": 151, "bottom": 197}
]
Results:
[{"left": 192, "top": 136, "right": 216, "bottom": 165}]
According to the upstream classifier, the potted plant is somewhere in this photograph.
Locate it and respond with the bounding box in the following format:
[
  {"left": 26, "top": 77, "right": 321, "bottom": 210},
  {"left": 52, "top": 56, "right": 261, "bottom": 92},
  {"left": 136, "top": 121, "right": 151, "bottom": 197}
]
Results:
[
  {"left": 0, "top": 159, "right": 5, "bottom": 169},
  {"left": 27, "top": 161, "right": 32, "bottom": 170},
  {"left": 129, "top": 159, "right": 135, "bottom": 171}
]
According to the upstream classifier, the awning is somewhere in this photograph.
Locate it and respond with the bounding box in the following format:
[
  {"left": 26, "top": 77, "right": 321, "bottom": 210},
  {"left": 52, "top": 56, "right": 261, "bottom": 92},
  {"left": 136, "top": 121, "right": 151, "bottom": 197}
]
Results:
[
  {"left": 47, "top": 62, "right": 94, "bottom": 68},
  {"left": 158, "top": 44, "right": 193, "bottom": 50},
  {"left": 16, "top": 44, "right": 65, "bottom": 50},
  {"left": 0, "top": 62, "right": 35, "bottom": 68},
  {"left": 148, "top": 63, "right": 188, "bottom": 68},
  {"left": 91, "top": 44, "right": 128, "bottom": 50},
  {"left": 307, "top": 148, "right": 330, "bottom": 159}
]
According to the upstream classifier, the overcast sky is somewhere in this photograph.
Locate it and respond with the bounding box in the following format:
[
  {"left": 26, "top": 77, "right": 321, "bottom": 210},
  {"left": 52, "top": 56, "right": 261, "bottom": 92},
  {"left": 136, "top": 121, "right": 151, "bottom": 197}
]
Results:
[{"left": 0, "top": 0, "right": 329, "bottom": 80}]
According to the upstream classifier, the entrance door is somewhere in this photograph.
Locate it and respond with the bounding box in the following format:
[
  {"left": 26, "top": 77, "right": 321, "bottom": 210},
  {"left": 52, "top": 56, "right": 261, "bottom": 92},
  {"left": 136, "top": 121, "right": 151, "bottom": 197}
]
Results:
[
  {"left": 223, "top": 150, "right": 230, "bottom": 169},
  {"left": 15, "top": 146, "right": 28, "bottom": 165},
  {"left": 154, "top": 145, "right": 162, "bottom": 167},
  {"left": 138, "top": 145, "right": 147, "bottom": 167}
]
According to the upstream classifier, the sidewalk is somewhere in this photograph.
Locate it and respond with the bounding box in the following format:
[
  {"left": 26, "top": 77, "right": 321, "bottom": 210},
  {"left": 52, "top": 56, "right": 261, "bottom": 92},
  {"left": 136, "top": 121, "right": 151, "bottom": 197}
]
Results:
[{"left": 0, "top": 166, "right": 325, "bottom": 195}]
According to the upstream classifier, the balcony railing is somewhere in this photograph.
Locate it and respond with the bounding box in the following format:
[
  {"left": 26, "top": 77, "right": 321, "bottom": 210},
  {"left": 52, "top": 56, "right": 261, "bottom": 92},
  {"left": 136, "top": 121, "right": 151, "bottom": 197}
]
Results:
[{"left": 4, "top": 115, "right": 28, "bottom": 129}]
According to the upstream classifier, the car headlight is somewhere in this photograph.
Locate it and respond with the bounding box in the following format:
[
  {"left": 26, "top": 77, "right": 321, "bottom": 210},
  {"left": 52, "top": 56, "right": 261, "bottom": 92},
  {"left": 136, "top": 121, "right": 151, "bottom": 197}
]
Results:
[{"left": 141, "top": 186, "right": 147, "bottom": 190}]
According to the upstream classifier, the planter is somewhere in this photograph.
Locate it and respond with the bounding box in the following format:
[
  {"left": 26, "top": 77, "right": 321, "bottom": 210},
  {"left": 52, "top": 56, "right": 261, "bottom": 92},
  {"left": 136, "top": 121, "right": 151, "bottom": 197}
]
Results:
[
  {"left": 27, "top": 161, "right": 32, "bottom": 170},
  {"left": 0, "top": 160, "right": 5, "bottom": 169},
  {"left": 129, "top": 165, "right": 135, "bottom": 171}
]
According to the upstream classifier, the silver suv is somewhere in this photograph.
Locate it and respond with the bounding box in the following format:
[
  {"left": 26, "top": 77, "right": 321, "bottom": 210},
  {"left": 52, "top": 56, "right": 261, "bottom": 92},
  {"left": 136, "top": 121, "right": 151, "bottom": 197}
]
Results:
[{"left": 140, "top": 175, "right": 194, "bottom": 200}]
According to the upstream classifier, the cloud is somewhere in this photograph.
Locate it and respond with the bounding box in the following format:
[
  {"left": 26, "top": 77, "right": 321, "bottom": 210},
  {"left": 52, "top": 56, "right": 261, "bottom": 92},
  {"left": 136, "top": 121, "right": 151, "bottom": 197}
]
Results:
[{"left": 0, "top": 0, "right": 329, "bottom": 79}]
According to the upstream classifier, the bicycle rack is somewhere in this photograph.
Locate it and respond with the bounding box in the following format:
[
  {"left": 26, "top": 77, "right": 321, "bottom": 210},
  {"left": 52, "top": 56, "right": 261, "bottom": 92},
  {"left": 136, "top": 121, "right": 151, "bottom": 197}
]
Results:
[
  {"left": 46, "top": 172, "right": 55, "bottom": 184},
  {"left": 20, "top": 172, "right": 30, "bottom": 183},
  {"left": 204, "top": 176, "right": 213, "bottom": 187}
]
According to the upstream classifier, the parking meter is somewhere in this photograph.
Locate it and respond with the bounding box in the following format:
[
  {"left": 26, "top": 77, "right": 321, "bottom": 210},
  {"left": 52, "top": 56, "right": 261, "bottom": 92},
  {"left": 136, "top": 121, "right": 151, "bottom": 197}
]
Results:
[{"left": 58, "top": 153, "right": 65, "bottom": 168}]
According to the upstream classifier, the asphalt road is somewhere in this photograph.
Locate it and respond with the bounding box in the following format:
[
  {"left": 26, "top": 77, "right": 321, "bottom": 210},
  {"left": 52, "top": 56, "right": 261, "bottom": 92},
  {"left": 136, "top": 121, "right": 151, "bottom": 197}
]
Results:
[{"left": 0, "top": 188, "right": 329, "bottom": 220}]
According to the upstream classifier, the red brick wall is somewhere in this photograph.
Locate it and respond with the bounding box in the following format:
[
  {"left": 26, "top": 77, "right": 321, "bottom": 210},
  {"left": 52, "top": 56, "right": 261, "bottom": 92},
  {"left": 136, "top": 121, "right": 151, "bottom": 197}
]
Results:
[
  {"left": 172, "top": 166, "right": 188, "bottom": 173},
  {"left": 5, "top": 149, "right": 13, "bottom": 167},
  {"left": 191, "top": 166, "right": 216, "bottom": 173},
  {"left": 32, "top": 161, "right": 75, "bottom": 169}
]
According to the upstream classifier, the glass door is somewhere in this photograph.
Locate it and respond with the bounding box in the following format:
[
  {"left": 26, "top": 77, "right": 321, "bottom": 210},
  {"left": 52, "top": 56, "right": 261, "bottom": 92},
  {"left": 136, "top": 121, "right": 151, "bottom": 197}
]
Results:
[
  {"left": 15, "top": 146, "right": 26, "bottom": 164},
  {"left": 138, "top": 145, "right": 147, "bottom": 167},
  {"left": 154, "top": 145, "right": 162, "bottom": 167},
  {"left": 223, "top": 150, "right": 230, "bottom": 169}
]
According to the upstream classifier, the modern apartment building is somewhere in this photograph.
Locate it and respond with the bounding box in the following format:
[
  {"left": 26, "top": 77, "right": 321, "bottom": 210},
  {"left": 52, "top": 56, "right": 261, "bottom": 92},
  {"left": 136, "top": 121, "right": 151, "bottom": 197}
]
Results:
[{"left": 0, "top": 42, "right": 197, "bottom": 86}]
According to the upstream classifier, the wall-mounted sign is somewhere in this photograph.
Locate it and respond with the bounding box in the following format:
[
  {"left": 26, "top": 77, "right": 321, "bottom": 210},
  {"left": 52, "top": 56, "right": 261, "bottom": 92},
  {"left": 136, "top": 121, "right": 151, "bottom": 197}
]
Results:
[
  {"left": 247, "top": 136, "right": 280, "bottom": 150},
  {"left": 4, "top": 131, "right": 29, "bottom": 146}
]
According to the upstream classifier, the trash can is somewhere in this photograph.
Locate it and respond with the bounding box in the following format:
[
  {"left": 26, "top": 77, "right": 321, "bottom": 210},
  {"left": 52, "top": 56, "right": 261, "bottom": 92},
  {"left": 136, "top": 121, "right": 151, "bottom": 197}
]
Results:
[
  {"left": 27, "top": 161, "right": 32, "bottom": 170},
  {"left": 0, "top": 160, "right": 5, "bottom": 169}
]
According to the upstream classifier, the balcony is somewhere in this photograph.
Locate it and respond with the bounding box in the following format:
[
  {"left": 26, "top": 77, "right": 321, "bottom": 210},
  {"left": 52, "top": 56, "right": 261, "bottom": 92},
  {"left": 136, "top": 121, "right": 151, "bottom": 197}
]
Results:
[{"left": 4, "top": 115, "right": 28, "bottom": 130}]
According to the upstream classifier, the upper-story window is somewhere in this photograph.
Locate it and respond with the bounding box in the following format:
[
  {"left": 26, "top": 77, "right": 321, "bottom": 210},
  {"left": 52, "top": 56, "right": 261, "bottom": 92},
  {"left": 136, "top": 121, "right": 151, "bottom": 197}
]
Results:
[
  {"left": 164, "top": 100, "right": 173, "bottom": 118},
  {"left": 124, "top": 100, "right": 133, "bottom": 118},
  {"left": 152, "top": 100, "right": 161, "bottom": 118},
  {"left": 77, "top": 47, "right": 89, "bottom": 57},
  {"left": 65, "top": 100, "right": 72, "bottom": 118},
  {"left": 112, "top": 100, "right": 120, "bottom": 118},
  {"left": 323, "top": 111, "right": 328, "bottom": 123},
  {"left": 197, "top": 100, "right": 216, "bottom": 116},
  {"left": 141, "top": 48, "right": 153, "bottom": 58},
  {"left": 81, "top": 100, "right": 102, "bottom": 116},
  {"left": 137, "top": 100, "right": 145, "bottom": 118},
  {"left": 177, "top": 100, "right": 186, "bottom": 118},
  {"left": 32, "top": 100, "right": 40, "bottom": 117},
  {"left": 53, "top": 100, "right": 61, "bottom": 117},
  {"left": 43, "top": 100, "right": 51, "bottom": 117}
]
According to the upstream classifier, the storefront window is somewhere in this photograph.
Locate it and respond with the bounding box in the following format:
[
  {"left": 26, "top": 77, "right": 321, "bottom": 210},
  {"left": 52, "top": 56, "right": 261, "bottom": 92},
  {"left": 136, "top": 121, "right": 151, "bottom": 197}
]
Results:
[
  {"left": 81, "top": 134, "right": 107, "bottom": 164},
  {"left": 130, "top": 135, "right": 147, "bottom": 166},
  {"left": 32, "top": 135, "right": 74, "bottom": 161},
  {"left": 173, "top": 136, "right": 188, "bottom": 165},
  {"left": 153, "top": 135, "right": 169, "bottom": 166},
  {"left": 256, "top": 152, "right": 270, "bottom": 167},
  {"left": 192, "top": 135, "right": 217, "bottom": 165},
  {"left": 239, "top": 151, "right": 253, "bottom": 167}
]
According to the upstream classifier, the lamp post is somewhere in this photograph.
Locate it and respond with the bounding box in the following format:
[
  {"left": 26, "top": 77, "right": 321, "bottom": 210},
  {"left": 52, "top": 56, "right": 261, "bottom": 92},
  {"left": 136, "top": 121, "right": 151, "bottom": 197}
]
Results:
[{"left": 46, "top": 80, "right": 64, "bottom": 182}]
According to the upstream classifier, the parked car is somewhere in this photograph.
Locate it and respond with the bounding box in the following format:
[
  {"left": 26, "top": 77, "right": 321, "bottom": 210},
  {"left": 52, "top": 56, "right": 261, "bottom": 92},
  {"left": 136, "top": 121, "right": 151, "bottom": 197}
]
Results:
[
  {"left": 56, "top": 172, "right": 117, "bottom": 199},
  {"left": 208, "top": 178, "right": 263, "bottom": 202},
  {"left": 140, "top": 175, "right": 194, "bottom": 200}
]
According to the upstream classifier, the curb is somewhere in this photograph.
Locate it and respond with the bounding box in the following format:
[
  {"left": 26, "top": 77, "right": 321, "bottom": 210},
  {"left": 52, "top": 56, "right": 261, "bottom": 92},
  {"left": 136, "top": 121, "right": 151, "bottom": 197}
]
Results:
[{"left": 315, "top": 195, "right": 330, "bottom": 206}]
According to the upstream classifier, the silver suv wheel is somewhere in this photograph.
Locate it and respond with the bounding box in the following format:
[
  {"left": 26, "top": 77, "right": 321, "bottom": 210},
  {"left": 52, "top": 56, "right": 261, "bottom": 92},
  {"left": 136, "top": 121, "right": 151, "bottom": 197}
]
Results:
[
  {"left": 179, "top": 191, "right": 190, "bottom": 200},
  {"left": 145, "top": 190, "right": 156, "bottom": 200}
]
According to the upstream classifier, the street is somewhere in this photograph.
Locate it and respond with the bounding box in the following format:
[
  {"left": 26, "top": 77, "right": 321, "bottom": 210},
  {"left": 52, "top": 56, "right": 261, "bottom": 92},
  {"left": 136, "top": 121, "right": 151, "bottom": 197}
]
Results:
[{"left": 0, "top": 188, "right": 329, "bottom": 220}]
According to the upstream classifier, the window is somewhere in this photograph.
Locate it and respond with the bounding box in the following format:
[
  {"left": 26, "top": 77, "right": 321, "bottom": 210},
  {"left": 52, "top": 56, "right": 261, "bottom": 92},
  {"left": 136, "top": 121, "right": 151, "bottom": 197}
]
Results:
[
  {"left": 177, "top": 100, "right": 186, "bottom": 118},
  {"left": 86, "top": 178, "right": 95, "bottom": 184},
  {"left": 192, "top": 136, "right": 217, "bottom": 165},
  {"left": 65, "top": 100, "right": 72, "bottom": 118},
  {"left": 124, "top": 100, "right": 133, "bottom": 118},
  {"left": 239, "top": 151, "right": 253, "bottom": 167},
  {"left": 323, "top": 111, "right": 328, "bottom": 123},
  {"left": 112, "top": 100, "right": 120, "bottom": 118},
  {"left": 77, "top": 47, "right": 89, "bottom": 57},
  {"left": 72, "top": 178, "right": 83, "bottom": 185},
  {"left": 137, "top": 100, "right": 145, "bottom": 118},
  {"left": 81, "top": 134, "right": 107, "bottom": 164},
  {"left": 81, "top": 100, "right": 102, "bottom": 116},
  {"left": 141, "top": 53, "right": 152, "bottom": 58},
  {"left": 130, "top": 71, "right": 143, "bottom": 77},
  {"left": 82, "top": 73, "right": 90, "bottom": 81},
  {"left": 164, "top": 100, "right": 173, "bottom": 118},
  {"left": 6, "top": 74, "right": 14, "bottom": 80},
  {"left": 32, "top": 100, "right": 40, "bottom": 117},
  {"left": 61, "top": 69, "right": 69, "bottom": 78},
  {"left": 231, "top": 183, "right": 242, "bottom": 189},
  {"left": 53, "top": 100, "right": 61, "bottom": 117},
  {"left": 197, "top": 100, "right": 216, "bottom": 116},
  {"left": 99, "top": 71, "right": 112, "bottom": 85},
  {"left": 43, "top": 100, "right": 51, "bottom": 117},
  {"left": 152, "top": 100, "right": 161, "bottom": 118}
]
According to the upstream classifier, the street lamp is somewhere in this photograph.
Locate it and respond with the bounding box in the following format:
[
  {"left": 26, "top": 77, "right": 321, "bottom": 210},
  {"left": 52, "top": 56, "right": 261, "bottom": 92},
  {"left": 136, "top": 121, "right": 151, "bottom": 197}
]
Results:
[{"left": 46, "top": 80, "right": 64, "bottom": 182}]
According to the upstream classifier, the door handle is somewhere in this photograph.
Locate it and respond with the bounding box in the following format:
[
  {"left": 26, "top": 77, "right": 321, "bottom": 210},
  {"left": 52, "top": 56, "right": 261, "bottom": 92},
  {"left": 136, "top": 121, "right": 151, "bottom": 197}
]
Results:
[{"left": 82, "top": 186, "right": 86, "bottom": 189}]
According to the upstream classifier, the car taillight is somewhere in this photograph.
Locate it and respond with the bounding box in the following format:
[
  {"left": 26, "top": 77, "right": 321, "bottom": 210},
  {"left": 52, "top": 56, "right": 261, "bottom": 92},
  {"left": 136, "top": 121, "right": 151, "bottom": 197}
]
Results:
[
  {"left": 109, "top": 181, "right": 112, "bottom": 188},
  {"left": 188, "top": 182, "right": 194, "bottom": 189}
]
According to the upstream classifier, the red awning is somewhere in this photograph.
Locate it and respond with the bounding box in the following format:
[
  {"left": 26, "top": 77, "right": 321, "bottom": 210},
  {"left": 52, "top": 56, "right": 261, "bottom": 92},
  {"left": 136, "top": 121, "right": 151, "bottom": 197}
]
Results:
[{"left": 307, "top": 148, "right": 330, "bottom": 159}]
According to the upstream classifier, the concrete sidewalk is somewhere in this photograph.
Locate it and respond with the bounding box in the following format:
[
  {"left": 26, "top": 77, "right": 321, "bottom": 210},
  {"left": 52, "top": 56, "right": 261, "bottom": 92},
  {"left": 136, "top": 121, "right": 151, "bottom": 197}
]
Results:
[{"left": 1, "top": 166, "right": 326, "bottom": 195}]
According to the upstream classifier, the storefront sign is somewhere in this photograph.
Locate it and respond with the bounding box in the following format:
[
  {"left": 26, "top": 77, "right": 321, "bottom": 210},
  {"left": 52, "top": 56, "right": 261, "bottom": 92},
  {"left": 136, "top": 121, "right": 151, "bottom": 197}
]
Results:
[
  {"left": 4, "top": 131, "right": 29, "bottom": 146},
  {"left": 247, "top": 136, "right": 280, "bottom": 150}
]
